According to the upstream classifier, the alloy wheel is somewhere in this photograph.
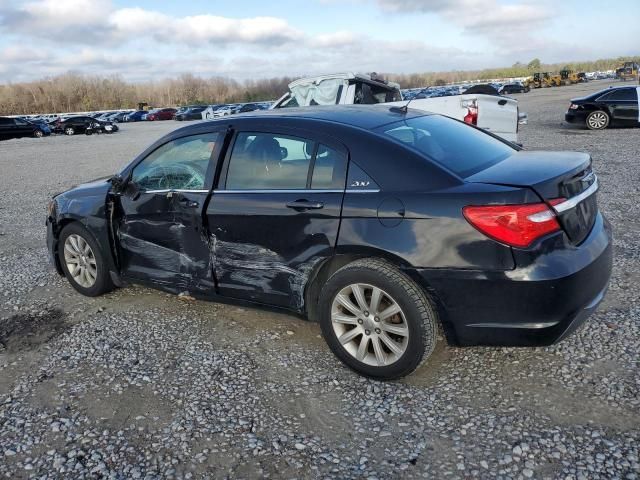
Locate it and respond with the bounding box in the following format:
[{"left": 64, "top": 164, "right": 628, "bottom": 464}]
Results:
[
  {"left": 34, "top": 130, "right": 44, "bottom": 138},
  {"left": 588, "top": 112, "right": 608, "bottom": 129},
  {"left": 331, "top": 283, "right": 409, "bottom": 367},
  {"left": 64, "top": 127, "right": 74, "bottom": 135},
  {"left": 63, "top": 234, "right": 97, "bottom": 288}
]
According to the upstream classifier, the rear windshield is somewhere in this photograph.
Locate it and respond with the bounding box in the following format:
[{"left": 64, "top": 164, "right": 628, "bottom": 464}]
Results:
[{"left": 376, "top": 115, "right": 515, "bottom": 178}]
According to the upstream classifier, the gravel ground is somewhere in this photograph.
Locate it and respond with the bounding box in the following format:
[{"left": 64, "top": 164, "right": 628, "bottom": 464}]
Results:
[{"left": 0, "top": 80, "right": 639, "bottom": 479}]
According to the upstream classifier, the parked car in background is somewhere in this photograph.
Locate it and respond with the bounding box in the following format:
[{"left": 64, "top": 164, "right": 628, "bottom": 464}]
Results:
[
  {"left": 565, "top": 86, "right": 640, "bottom": 130},
  {"left": 175, "top": 106, "right": 207, "bottom": 121},
  {"left": 147, "top": 108, "right": 177, "bottom": 121},
  {"left": 201, "top": 105, "right": 226, "bottom": 119},
  {"left": 53, "top": 116, "right": 118, "bottom": 135},
  {"left": 238, "top": 103, "right": 267, "bottom": 113},
  {"left": 213, "top": 105, "right": 236, "bottom": 117},
  {"left": 499, "top": 82, "right": 529, "bottom": 94},
  {"left": 0, "top": 116, "right": 51, "bottom": 140},
  {"left": 46, "top": 105, "right": 611, "bottom": 380},
  {"left": 124, "top": 111, "right": 148, "bottom": 122},
  {"left": 105, "top": 112, "right": 131, "bottom": 123}
]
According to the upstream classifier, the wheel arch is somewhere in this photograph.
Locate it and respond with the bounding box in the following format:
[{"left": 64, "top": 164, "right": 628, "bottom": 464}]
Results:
[{"left": 303, "top": 247, "right": 453, "bottom": 343}]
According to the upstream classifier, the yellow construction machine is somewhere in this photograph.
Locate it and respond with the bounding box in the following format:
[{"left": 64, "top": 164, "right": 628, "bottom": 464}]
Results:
[
  {"left": 560, "top": 69, "right": 580, "bottom": 85},
  {"left": 616, "top": 62, "right": 639, "bottom": 81}
]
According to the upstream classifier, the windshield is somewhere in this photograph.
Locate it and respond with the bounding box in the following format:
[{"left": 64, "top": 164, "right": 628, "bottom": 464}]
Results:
[{"left": 377, "top": 115, "right": 515, "bottom": 178}]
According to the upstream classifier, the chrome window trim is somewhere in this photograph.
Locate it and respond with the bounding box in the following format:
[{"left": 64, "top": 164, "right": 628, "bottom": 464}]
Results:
[
  {"left": 553, "top": 177, "right": 598, "bottom": 214},
  {"left": 144, "top": 189, "right": 210, "bottom": 194},
  {"left": 212, "top": 188, "right": 380, "bottom": 194}
]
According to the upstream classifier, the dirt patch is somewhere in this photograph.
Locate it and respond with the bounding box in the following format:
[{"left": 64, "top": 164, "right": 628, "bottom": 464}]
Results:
[{"left": 0, "top": 308, "right": 67, "bottom": 353}]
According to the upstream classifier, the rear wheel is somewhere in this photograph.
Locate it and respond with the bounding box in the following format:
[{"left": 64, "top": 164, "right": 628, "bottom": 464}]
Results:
[
  {"left": 586, "top": 110, "right": 609, "bottom": 130},
  {"left": 58, "top": 223, "right": 114, "bottom": 297},
  {"left": 64, "top": 126, "right": 75, "bottom": 136},
  {"left": 319, "top": 258, "right": 438, "bottom": 380},
  {"left": 33, "top": 129, "right": 44, "bottom": 138}
]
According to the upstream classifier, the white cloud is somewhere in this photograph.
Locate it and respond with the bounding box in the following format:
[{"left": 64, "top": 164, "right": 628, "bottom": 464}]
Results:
[
  {"left": 111, "top": 10, "right": 302, "bottom": 45},
  {"left": 376, "top": 0, "right": 551, "bottom": 50}
]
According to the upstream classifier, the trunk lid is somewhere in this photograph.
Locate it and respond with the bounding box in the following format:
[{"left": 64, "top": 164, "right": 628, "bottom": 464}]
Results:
[{"left": 466, "top": 151, "right": 598, "bottom": 245}]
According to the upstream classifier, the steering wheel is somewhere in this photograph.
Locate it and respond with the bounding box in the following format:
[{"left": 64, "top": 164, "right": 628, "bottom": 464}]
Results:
[{"left": 142, "top": 164, "right": 205, "bottom": 190}]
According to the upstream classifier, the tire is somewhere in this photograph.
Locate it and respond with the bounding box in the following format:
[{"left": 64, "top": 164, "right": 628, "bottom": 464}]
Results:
[
  {"left": 64, "top": 127, "right": 75, "bottom": 136},
  {"left": 318, "top": 258, "right": 438, "bottom": 380},
  {"left": 586, "top": 110, "right": 610, "bottom": 130},
  {"left": 33, "top": 129, "right": 44, "bottom": 138},
  {"left": 58, "top": 223, "right": 114, "bottom": 297}
]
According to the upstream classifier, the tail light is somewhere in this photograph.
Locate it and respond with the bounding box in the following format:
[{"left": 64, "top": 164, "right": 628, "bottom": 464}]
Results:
[
  {"left": 463, "top": 104, "right": 478, "bottom": 125},
  {"left": 463, "top": 199, "right": 564, "bottom": 248}
]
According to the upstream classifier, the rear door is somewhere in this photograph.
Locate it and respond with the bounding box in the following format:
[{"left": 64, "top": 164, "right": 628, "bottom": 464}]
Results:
[
  {"left": 599, "top": 88, "right": 639, "bottom": 124},
  {"left": 206, "top": 127, "right": 348, "bottom": 310}
]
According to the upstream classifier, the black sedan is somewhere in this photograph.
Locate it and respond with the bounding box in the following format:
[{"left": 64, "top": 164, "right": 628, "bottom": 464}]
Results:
[
  {"left": 53, "top": 116, "right": 118, "bottom": 135},
  {"left": 0, "top": 116, "right": 51, "bottom": 140},
  {"left": 45, "top": 105, "right": 612, "bottom": 379},
  {"left": 174, "top": 106, "right": 207, "bottom": 121},
  {"left": 565, "top": 86, "right": 639, "bottom": 130},
  {"left": 499, "top": 82, "right": 529, "bottom": 94}
]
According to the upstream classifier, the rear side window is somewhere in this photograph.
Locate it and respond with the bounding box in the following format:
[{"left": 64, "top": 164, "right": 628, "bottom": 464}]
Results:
[
  {"left": 598, "top": 89, "right": 637, "bottom": 101},
  {"left": 311, "top": 145, "right": 347, "bottom": 189},
  {"left": 226, "top": 133, "right": 313, "bottom": 189},
  {"left": 225, "top": 133, "right": 348, "bottom": 190},
  {"left": 377, "top": 115, "right": 515, "bottom": 178}
]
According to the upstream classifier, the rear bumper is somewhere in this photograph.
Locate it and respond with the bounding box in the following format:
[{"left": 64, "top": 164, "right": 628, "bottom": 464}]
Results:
[{"left": 415, "top": 213, "right": 613, "bottom": 346}]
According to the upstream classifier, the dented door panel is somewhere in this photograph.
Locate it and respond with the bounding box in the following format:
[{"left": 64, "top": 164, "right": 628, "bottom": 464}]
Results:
[
  {"left": 117, "top": 190, "right": 215, "bottom": 293},
  {"left": 206, "top": 191, "right": 343, "bottom": 310}
]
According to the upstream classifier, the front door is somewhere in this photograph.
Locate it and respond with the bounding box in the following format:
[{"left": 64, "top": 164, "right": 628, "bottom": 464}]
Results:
[
  {"left": 116, "top": 132, "right": 221, "bottom": 292},
  {"left": 207, "top": 129, "right": 348, "bottom": 310}
]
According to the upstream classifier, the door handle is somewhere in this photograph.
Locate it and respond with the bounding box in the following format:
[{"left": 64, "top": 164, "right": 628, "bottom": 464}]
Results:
[
  {"left": 179, "top": 198, "right": 199, "bottom": 208},
  {"left": 286, "top": 200, "right": 324, "bottom": 210}
]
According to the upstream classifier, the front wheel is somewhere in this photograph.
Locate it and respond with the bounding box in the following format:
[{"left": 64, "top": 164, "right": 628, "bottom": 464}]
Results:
[
  {"left": 64, "top": 127, "right": 75, "bottom": 136},
  {"left": 58, "top": 223, "right": 114, "bottom": 297},
  {"left": 33, "top": 129, "right": 44, "bottom": 138},
  {"left": 586, "top": 110, "right": 610, "bottom": 130},
  {"left": 319, "top": 258, "right": 438, "bottom": 380}
]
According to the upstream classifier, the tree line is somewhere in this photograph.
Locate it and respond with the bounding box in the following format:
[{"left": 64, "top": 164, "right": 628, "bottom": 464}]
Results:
[{"left": 1, "top": 56, "right": 638, "bottom": 115}]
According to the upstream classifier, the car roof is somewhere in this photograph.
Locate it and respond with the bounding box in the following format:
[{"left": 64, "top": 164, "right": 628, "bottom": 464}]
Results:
[{"left": 206, "top": 104, "right": 429, "bottom": 130}]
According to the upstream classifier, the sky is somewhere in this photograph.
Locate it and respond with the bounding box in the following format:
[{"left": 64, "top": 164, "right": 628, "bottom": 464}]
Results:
[{"left": 0, "top": 0, "right": 637, "bottom": 83}]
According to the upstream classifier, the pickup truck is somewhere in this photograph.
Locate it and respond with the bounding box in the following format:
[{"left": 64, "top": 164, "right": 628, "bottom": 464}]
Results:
[{"left": 271, "top": 73, "right": 526, "bottom": 143}]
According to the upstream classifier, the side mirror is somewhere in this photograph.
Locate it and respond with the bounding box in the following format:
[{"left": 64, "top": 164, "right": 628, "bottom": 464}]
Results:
[{"left": 109, "top": 174, "right": 128, "bottom": 194}]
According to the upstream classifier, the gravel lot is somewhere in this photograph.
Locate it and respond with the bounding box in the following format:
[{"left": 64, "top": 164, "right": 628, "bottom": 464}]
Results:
[{"left": 1, "top": 80, "right": 639, "bottom": 479}]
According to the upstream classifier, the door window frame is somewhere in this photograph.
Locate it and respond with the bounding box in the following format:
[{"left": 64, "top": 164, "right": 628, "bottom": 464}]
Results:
[
  {"left": 124, "top": 129, "right": 226, "bottom": 194},
  {"left": 217, "top": 126, "right": 350, "bottom": 193}
]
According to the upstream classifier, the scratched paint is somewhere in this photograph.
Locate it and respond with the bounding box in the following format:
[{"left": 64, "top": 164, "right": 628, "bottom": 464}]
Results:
[{"left": 211, "top": 237, "right": 321, "bottom": 309}]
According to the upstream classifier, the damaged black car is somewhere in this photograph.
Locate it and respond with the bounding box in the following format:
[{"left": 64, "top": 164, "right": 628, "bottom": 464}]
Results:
[{"left": 46, "top": 105, "right": 612, "bottom": 379}]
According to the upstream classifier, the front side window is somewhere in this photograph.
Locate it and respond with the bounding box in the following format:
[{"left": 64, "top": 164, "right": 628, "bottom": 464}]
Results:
[
  {"left": 598, "top": 89, "right": 637, "bottom": 102},
  {"left": 378, "top": 115, "right": 515, "bottom": 178},
  {"left": 132, "top": 133, "right": 219, "bottom": 191}
]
